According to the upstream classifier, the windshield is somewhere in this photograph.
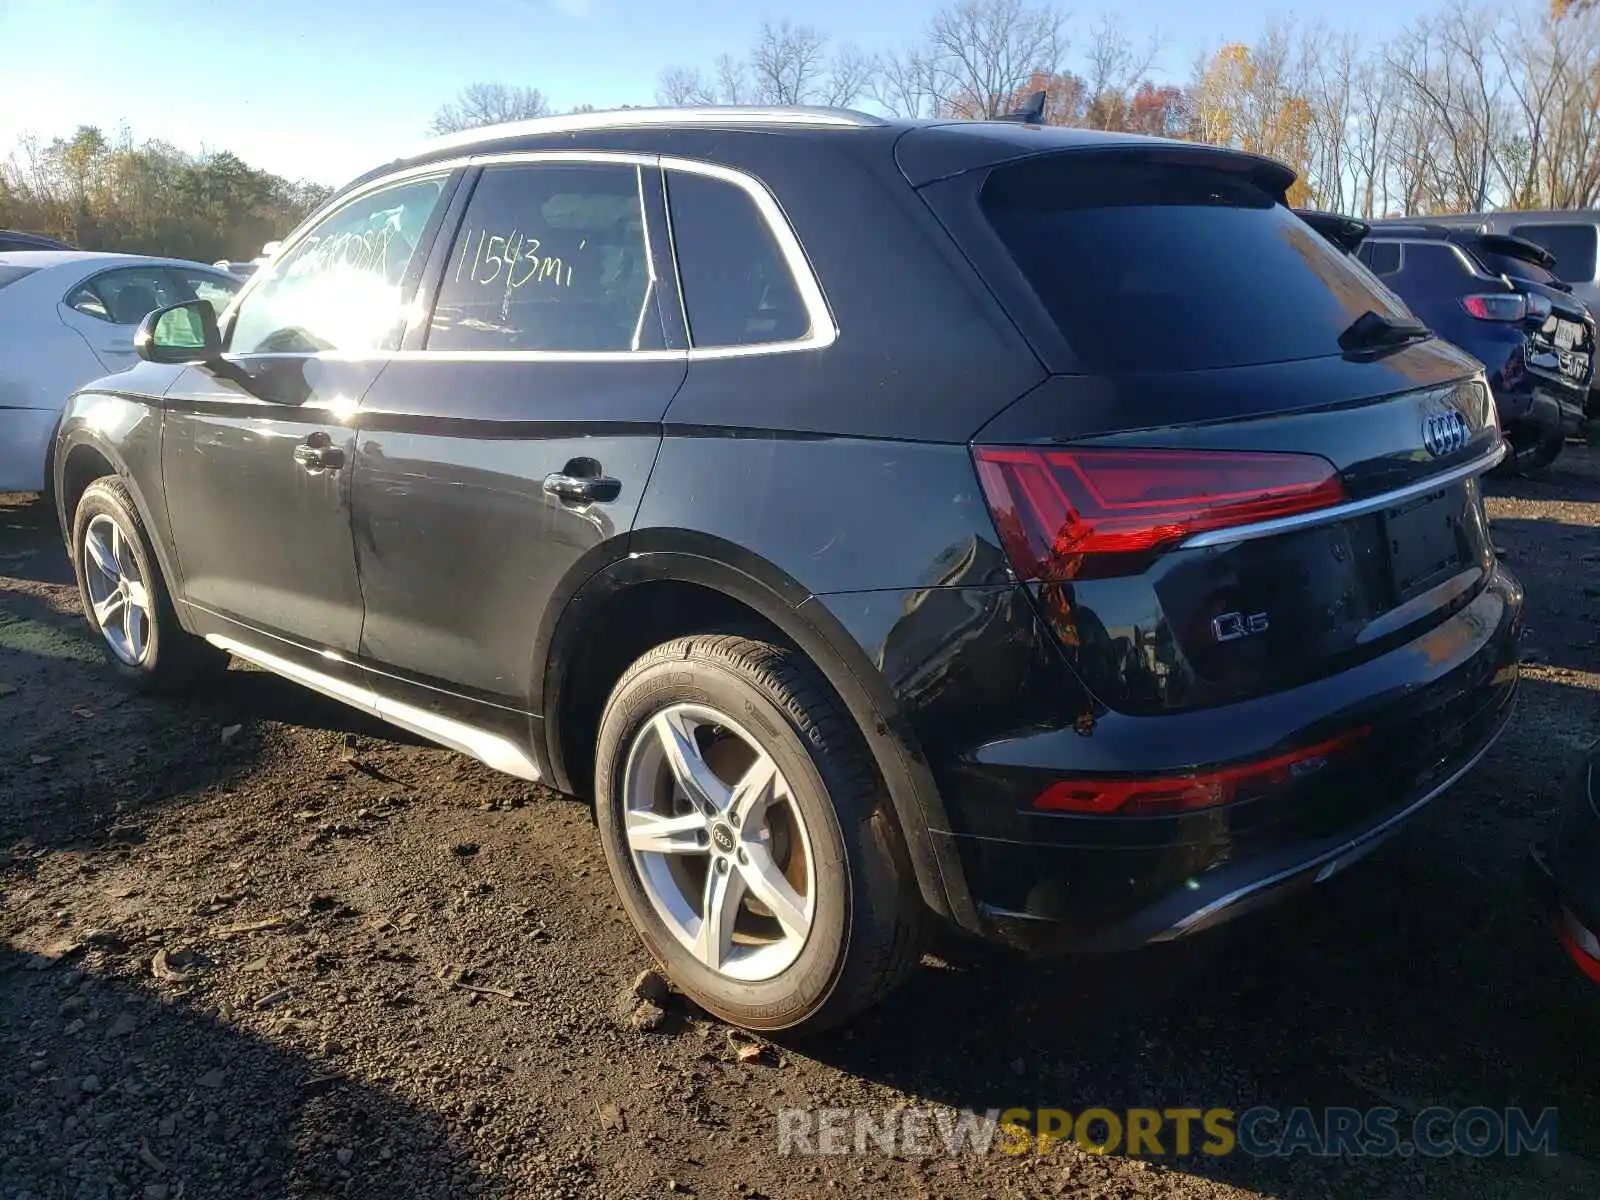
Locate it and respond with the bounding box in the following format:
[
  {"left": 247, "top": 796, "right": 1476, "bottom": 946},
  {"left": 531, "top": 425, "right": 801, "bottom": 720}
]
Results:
[{"left": 980, "top": 158, "right": 1414, "bottom": 373}]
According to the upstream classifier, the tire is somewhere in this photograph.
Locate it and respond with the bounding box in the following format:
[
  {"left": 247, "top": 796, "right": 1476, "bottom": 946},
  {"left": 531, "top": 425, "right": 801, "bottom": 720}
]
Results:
[
  {"left": 71, "top": 475, "right": 228, "bottom": 690},
  {"left": 1498, "top": 431, "right": 1565, "bottom": 476},
  {"left": 594, "top": 633, "right": 927, "bottom": 1034},
  {"left": 1521, "top": 433, "right": 1565, "bottom": 473}
]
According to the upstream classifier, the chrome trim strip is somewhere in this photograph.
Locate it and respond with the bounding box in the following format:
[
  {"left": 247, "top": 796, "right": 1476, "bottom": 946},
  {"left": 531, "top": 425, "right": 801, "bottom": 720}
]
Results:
[
  {"left": 1180, "top": 442, "right": 1506, "bottom": 549},
  {"left": 205, "top": 634, "right": 541, "bottom": 782},
  {"left": 631, "top": 163, "right": 657, "bottom": 353},
  {"left": 1154, "top": 701, "right": 1512, "bottom": 941}
]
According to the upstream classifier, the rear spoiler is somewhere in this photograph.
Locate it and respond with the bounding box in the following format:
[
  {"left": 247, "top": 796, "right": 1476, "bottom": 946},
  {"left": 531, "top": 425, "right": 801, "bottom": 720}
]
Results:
[
  {"left": 895, "top": 127, "right": 1298, "bottom": 195},
  {"left": 1294, "top": 209, "right": 1370, "bottom": 255},
  {"left": 1472, "top": 232, "right": 1557, "bottom": 271}
]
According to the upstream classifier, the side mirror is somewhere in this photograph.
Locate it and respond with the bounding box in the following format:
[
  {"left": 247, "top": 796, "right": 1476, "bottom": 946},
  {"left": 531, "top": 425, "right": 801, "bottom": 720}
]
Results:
[{"left": 134, "top": 300, "right": 222, "bottom": 364}]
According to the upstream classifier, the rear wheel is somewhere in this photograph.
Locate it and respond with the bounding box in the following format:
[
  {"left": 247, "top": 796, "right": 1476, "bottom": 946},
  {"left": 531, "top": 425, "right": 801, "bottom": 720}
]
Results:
[
  {"left": 594, "top": 634, "right": 926, "bottom": 1034},
  {"left": 71, "top": 476, "right": 228, "bottom": 690},
  {"left": 1522, "top": 432, "right": 1566, "bottom": 473}
]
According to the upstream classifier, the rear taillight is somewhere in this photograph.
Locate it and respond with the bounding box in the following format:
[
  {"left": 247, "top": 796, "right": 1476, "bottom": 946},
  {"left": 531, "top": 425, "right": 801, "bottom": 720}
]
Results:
[
  {"left": 1462, "top": 293, "right": 1527, "bottom": 321},
  {"left": 1031, "top": 728, "right": 1370, "bottom": 816},
  {"left": 973, "top": 446, "right": 1346, "bottom": 581}
]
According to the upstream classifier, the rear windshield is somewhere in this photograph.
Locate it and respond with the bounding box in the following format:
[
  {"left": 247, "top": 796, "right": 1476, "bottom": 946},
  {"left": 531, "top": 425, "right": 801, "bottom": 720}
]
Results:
[
  {"left": 979, "top": 158, "right": 1413, "bottom": 372},
  {"left": 0, "top": 265, "right": 38, "bottom": 290},
  {"left": 1475, "top": 249, "right": 1560, "bottom": 287}
]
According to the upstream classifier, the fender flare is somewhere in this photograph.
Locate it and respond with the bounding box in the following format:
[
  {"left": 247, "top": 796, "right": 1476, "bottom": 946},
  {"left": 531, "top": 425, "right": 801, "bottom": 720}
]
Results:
[
  {"left": 54, "top": 419, "right": 186, "bottom": 598},
  {"left": 536, "top": 537, "right": 973, "bottom": 925}
]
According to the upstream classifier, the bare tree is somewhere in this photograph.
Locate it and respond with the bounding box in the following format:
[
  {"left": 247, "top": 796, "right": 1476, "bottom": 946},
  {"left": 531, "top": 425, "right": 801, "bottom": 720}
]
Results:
[
  {"left": 656, "top": 66, "right": 716, "bottom": 107},
  {"left": 1347, "top": 53, "right": 1399, "bottom": 217},
  {"left": 429, "top": 83, "right": 552, "bottom": 134},
  {"left": 822, "top": 43, "right": 877, "bottom": 108},
  {"left": 926, "top": 0, "right": 1068, "bottom": 119},
  {"left": 872, "top": 44, "right": 942, "bottom": 118},
  {"left": 715, "top": 53, "right": 754, "bottom": 105},
  {"left": 1301, "top": 24, "right": 1358, "bottom": 210},
  {"left": 750, "top": 20, "right": 831, "bottom": 104},
  {"left": 1387, "top": 11, "right": 1507, "bottom": 212},
  {"left": 1081, "top": 14, "right": 1159, "bottom": 128}
]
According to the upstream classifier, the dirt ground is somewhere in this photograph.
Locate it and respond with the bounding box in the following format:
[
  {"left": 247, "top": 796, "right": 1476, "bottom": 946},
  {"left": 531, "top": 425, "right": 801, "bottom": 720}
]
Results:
[{"left": 2, "top": 447, "right": 1599, "bottom": 1200}]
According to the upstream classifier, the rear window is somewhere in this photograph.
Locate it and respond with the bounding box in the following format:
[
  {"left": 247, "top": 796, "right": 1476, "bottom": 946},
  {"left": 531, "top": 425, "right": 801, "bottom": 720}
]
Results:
[
  {"left": 0, "top": 265, "right": 38, "bottom": 290},
  {"left": 1475, "top": 248, "right": 1559, "bottom": 286},
  {"left": 979, "top": 158, "right": 1412, "bottom": 373},
  {"left": 1511, "top": 223, "right": 1597, "bottom": 283},
  {"left": 666, "top": 170, "right": 809, "bottom": 348}
]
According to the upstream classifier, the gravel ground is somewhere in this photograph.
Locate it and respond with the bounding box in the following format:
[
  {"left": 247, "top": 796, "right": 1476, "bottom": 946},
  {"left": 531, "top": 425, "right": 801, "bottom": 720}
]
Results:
[{"left": 2, "top": 447, "right": 1599, "bottom": 1200}]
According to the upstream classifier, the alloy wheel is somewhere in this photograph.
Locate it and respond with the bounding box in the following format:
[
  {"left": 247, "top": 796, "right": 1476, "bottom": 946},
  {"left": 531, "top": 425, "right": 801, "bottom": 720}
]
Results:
[
  {"left": 82, "top": 513, "right": 152, "bottom": 666},
  {"left": 621, "top": 703, "right": 817, "bottom": 982}
]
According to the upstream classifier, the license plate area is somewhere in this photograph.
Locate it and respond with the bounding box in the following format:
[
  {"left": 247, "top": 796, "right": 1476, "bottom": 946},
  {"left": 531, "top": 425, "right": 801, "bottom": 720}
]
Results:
[{"left": 1383, "top": 487, "right": 1470, "bottom": 601}]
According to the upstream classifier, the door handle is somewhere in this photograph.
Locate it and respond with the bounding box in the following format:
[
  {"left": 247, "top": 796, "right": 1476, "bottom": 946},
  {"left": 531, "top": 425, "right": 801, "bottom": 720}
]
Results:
[
  {"left": 543, "top": 471, "right": 621, "bottom": 504},
  {"left": 293, "top": 436, "right": 344, "bottom": 473}
]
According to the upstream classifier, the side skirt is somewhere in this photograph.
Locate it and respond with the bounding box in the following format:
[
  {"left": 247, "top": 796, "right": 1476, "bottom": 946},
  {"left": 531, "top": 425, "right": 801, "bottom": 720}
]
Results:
[{"left": 205, "top": 633, "right": 542, "bottom": 782}]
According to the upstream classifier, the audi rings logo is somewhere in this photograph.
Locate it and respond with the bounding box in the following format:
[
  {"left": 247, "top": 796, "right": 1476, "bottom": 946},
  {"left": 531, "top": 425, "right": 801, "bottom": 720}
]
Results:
[{"left": 1421, "top": 405, "right": 1470, "bottom": 457}]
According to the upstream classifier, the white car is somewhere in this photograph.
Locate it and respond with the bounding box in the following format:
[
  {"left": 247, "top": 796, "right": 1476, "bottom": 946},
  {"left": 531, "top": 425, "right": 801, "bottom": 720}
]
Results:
[
  {"left": 211, "top": 240, "right": 281, "bottom": 282},
  {"left": 0, "top": 251, "right": 241, "bottom": 492}
]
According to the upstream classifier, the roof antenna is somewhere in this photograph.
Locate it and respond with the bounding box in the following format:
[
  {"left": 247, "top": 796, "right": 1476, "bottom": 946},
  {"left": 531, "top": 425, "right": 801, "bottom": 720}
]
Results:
[{"left": 998, "top": 89, "right": 1047, "bottom": 126}]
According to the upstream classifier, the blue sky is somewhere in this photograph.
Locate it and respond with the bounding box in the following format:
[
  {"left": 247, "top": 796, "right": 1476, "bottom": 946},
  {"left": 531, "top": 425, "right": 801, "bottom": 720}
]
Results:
[{"left": 1, "top": 0, "right": 1430, "bottom": 187}]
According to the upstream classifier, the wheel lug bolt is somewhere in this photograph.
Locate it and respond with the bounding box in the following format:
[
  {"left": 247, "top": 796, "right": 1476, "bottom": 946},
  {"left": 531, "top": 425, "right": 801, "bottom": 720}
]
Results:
[
  {"left": 716, "top": 857, "right": 729, "bottom": 873},
  {"left": 737, "top": 848, "right": 748, "bottom": 865}
]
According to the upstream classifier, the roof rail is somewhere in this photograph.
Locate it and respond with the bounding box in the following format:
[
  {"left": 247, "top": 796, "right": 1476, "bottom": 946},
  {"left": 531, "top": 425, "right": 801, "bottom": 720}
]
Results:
[{"left": 401, "top": 105, "right": 887, "bottom": 159}]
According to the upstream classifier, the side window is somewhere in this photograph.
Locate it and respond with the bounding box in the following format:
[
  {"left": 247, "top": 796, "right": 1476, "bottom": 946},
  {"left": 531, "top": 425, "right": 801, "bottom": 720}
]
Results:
[
  {"left": 1363, "top": 241, "right": 1402, "bottom": 276},
  {"left": 170, "top": 269, "right": 240, "bottom": 318},
  {"left": 1511, "top": 223, "right": 1598, "bottom": 282},
  {"left": 428, "top": 163, "right": 657, "bottom": 353},
  {"left": 65, "top": 285, "right": 109, "bottom": 321},
  {"left": 665, "top": 170, "right": 810, "bottom": 348},
  {"left": 1399, "top": 242, "right": 1467, "bottom": 282},
  {"left": 69, "top": 268, "right": 185, "bottom": 325},
  {"left": 229, "top": 174, "right": 447, "bottom": 355}
]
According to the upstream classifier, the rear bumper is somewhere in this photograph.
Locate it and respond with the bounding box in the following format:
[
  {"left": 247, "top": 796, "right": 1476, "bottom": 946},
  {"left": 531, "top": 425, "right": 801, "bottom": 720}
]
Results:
[
  {"left": 1501, "top": 386, "right": 1586, "bottom": 443},
  {"left": 935, "top": 566, "right": 1522, "bottom": 952}
]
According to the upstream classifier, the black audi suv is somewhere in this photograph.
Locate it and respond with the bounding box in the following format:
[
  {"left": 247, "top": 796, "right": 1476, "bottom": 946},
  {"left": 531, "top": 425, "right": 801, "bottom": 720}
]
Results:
[{"left": 52, "top": 107, "right": 1521, "bottom": 1033}]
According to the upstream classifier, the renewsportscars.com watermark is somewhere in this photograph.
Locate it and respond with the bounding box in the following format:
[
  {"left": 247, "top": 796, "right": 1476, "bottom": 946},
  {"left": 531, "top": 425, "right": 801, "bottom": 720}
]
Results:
[{"left": 777, "top": 1106, "right": 1559, "bottom": 1159}]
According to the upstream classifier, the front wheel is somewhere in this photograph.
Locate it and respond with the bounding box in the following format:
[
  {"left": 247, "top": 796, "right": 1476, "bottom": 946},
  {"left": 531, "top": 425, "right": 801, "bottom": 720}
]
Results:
[
  {"left": 594, "top": 634, "right": 926, "bottom": 1034},
  {"left": 71, "top": 476, "right": 228, "bottom": 690}
]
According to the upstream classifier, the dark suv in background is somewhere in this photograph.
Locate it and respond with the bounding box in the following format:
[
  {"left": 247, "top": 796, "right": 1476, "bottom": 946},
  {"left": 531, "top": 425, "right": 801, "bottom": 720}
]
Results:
[
  {"left": 53, "top": 108, "right": 1520, "bottom": 1033},
  {"left": 1359, "top": 222, "right": 1594, "bottom": 469},
  {"left": 1407, "top": 210, "right": 1600, "bottom": 336},
  {"left": 0, "top": 229, "right": 74, "bottom": 252}
]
